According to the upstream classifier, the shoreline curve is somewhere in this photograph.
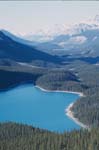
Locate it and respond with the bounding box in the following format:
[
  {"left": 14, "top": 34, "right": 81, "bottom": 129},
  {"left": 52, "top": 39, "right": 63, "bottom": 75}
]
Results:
[{"left": 35, "top": 85, "right": 89, "bottom": 129}]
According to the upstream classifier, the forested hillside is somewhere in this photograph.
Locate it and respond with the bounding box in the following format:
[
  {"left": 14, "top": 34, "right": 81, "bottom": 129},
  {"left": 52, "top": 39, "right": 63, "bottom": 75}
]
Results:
[{"left": 0, "top": 122, "right": 99, "bottom": 150}]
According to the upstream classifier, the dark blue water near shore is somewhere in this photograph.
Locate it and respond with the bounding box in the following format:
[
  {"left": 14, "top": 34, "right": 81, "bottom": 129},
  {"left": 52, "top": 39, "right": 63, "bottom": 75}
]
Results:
[{"left": 0, "top": 84, "right": 80, "bottom": 132}]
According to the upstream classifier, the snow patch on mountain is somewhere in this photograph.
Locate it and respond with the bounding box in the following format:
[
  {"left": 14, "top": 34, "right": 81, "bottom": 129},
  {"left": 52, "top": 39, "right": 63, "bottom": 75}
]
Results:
[
  {"left": 68, "top": 36, "right": 87, "bottom": 44},
  {"left": 92, "top": 36, "right": 97, "bottom": 41},
  {"left": 58, "top": 36, "right": 87, "bottom": 47}
]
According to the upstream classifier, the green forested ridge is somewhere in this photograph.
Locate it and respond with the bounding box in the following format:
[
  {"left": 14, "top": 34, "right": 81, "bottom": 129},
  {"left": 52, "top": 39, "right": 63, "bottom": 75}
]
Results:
[
  {"left": 0, "top": 122, "right": 99, "bottom": 150},
  {"left": 68, "top": 61, "right": 99, "bottom": 127}
]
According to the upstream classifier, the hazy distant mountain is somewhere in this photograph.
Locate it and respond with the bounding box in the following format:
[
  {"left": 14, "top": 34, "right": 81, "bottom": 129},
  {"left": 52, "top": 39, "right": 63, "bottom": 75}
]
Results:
[
  {"left": 23, "top": 33, "right": 54, "bottom": 43},
  {"left": 50, "top": 27, "right": 99, "bottom": 56},
  {"left": 34, "top": 28, "right": 99, "bottom": 57},
  {"left": 27, "top": 15, "right": 99, "bottom": 57}
]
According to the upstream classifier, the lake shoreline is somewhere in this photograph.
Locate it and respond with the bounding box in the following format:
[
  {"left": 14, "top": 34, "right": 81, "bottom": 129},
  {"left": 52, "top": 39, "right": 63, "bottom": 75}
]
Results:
[
  {"left": 35, "top": 85, "right": 84, "bottom": 97},
  {"left": 65, "top": 103, "right": 89, "bottom": 129},
  {"left": 0, "top": 81, "right": 34, "bottom": 92},
  {"left": 0, "top": 83, "right": 88, "bottom": 130},
  {"left": 35, "top": 85, "right": 88, "bottom": 129}
]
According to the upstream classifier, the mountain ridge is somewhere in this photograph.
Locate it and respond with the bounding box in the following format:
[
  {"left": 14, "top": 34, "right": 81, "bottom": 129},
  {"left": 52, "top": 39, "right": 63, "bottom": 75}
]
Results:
[{"left": 0, "top": 30, "right": 62, "bottom": 65}]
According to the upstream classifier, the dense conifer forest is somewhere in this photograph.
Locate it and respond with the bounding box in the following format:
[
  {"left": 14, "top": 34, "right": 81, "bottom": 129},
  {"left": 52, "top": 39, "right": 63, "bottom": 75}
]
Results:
[{"left": 0, "top": 122, "right": 99, "bottom": 150}]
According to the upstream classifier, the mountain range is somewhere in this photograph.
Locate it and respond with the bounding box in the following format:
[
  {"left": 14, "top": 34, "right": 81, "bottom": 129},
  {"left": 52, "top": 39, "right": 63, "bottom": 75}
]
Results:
[
  {"left": 22, "top": 15, "right": 99, "bottom": 57},
  {"left": 0, "top": 15, "right": 99, "bottom": 67}
]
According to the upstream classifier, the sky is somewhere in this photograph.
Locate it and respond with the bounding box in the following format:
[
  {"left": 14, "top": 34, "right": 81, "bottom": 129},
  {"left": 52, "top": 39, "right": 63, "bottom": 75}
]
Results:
[{"left": 0, "top": 1, "right": 99, "bottom": 35}]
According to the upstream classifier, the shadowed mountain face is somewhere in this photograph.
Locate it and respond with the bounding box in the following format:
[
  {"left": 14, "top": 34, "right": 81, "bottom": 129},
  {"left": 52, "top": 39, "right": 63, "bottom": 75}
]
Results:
[{"left": 0, "top": 31, "right": 61, "bottom": 64}]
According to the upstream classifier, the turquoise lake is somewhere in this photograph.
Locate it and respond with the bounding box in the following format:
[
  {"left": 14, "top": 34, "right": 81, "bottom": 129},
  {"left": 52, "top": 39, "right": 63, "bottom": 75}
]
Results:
[{"left": 0, "top": 84, "right": 80, "bottom": 132}]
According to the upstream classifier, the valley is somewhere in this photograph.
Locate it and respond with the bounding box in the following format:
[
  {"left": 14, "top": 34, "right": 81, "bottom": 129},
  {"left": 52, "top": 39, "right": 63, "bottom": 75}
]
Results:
[{"left": 0, "top": 14, "right": 99, "bottom": 150}]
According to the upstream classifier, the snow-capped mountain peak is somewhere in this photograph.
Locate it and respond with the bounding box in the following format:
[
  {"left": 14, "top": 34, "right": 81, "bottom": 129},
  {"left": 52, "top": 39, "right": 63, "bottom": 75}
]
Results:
[{"left": 94, "top": 15, "right": 99, "bottom": 23}]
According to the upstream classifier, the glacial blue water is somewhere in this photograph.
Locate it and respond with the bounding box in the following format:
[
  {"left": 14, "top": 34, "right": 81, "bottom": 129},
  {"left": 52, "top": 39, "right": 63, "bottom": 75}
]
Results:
[{"left": 0, "top": 84, "right": 80, "bottom": 132}]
